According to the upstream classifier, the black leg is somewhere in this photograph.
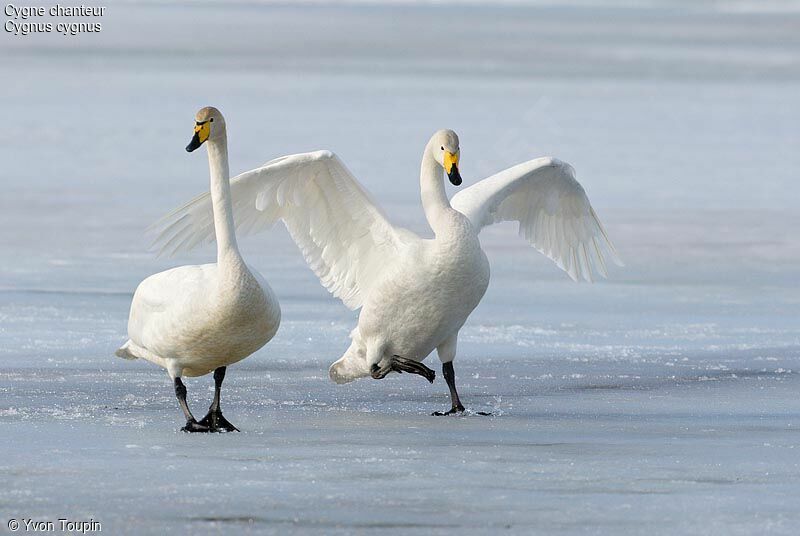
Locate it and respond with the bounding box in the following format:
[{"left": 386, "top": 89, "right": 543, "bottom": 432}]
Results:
[
  {"left": 198, "top": 367, "right": 239, "bottom": 432},
  {"left": 432, "top": 362, "right": 466, "bottom": 416},
  {"left": 175, "top": 377, "right": 209, "bottom": 432},
  {"left": 431, "top": 363, "right": 492, "bottom": 417}
]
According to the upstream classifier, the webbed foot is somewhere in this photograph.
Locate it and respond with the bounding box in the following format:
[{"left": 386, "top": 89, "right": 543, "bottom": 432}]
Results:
[
  {"left": 198, "top": 409, "right": 239, "bottom": 433},
  {"left": 432, "top": 403, "right": 465, "bottom": 416},
  {"left": 432, "top": 405, "right": 493, "bottom": 416},
  {"left": 371, "top": 355, "right": 436, "bottom": 383},
  {"left": 180, "top": 419, "right": 211, "bottom": 433}
]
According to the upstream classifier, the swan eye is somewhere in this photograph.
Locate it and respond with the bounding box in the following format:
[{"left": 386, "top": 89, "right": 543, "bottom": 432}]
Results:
[{"left": 440, "top": 146, "right": 444, "bottom": 151}]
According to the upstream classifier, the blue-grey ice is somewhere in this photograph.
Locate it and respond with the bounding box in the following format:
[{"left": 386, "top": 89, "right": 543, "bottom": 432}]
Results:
[{"left": 1, "top": 2, "right": 799, "bottom": 535}]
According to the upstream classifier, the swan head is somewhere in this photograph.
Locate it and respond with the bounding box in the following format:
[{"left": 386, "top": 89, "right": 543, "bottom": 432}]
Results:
[
  {"left": 429, "top": 129, "right": 462, "bottom": 186},
  {"left": 186, "top": 106, "right": 226, "bottom": 152}
]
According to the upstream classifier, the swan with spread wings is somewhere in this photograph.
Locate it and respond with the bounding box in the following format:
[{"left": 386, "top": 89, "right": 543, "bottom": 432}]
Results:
[{"left": 152, "top": 129, "right": 621, "bottom": 415}]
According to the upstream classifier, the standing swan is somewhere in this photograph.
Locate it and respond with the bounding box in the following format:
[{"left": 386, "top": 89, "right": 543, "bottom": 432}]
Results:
[
  {"left": 116, "top": 106, "right": 280, "bottom": 431},
  {"left": 151, "top": 129, "right": 619, "bottom": 415}
]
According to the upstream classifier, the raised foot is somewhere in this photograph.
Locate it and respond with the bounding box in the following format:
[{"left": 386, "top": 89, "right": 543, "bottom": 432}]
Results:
[
  {"left": 371, "top": 355, "right": 436, "bottom": 384},
  {"left": 198, "top": 409, "right": 239, "bottom": 433},
  {"left": 181, "top": 419, "right": 211, "bottom": 433}
]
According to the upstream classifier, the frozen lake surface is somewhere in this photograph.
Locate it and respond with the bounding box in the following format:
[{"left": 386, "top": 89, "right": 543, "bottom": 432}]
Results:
[{"left": 2, "top": 1, "right": 799, "bottom": 534}]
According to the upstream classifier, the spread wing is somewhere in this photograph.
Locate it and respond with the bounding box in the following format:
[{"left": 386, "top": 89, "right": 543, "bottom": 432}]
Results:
[
  {"left": 450, "top": 157, "right": 622, "bottom": 282},
  {"left": 150, "top": 151, "right": 415, "bottom": 309}
]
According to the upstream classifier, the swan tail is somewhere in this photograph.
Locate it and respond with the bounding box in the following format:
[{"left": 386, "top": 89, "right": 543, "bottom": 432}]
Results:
[
  {"left": 115, "top": 340, "right": 140, "bottom": 360},
  {"left": 328, "top": 338, "right": 370, "bottom": 384}
]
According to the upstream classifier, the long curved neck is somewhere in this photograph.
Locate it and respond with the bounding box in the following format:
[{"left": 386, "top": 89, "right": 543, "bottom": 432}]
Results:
[
  {"left": 206, "top": 134, "right": 242, "bottom": 268},
  {"left": 420, "top": 147, "right": 454, "bottom": 236}
]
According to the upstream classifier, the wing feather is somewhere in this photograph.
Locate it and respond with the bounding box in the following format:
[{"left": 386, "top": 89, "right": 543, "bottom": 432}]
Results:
[
  {"left": 149, "top": 151, "right": 413, "bottom": 309},
  {"left": 451, "top": 157, "right": 621, "bottom": 282}
]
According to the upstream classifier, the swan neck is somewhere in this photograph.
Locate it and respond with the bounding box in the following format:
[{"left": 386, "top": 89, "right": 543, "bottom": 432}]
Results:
[
  {"left": 207, "top": 135, "right": 242, "bottom": 267},
  {"left": 420, "top": 148, "right": 452, "bottom": 235}
]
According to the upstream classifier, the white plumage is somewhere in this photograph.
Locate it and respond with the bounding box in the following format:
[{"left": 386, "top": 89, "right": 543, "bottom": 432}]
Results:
[
  {"left": 154, "top": 150, "right": 411, "bottom": 310},
  {"left": 450, "top": 157, "right": 622, "bottom": 283},
  {"left": 151, "top": 129, "right": 619, "bottom": 414},
  {"left": 118, "top": 106, "right": 280, "bottom": 431}
]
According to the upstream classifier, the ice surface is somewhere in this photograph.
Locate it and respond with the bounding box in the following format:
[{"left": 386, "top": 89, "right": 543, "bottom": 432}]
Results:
[{"left": 1, "top": 2, "right": 799, "bottom": 535}]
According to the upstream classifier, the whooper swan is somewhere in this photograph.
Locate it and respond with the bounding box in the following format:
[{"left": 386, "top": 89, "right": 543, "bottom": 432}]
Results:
[
  {"left": 116, "top": 106, "right": 280, "bottom": 431},
  {"left": 151, "top": 129, "right": 619, "bottom": 415}
]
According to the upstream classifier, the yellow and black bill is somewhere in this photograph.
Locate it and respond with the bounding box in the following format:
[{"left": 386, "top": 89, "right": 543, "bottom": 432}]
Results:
[
  {"left": 444, "top": 150, "right": 462, "bottom": 186},
  {"left": 186, "top": 120, "right": 211, "bottom": 152}
]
